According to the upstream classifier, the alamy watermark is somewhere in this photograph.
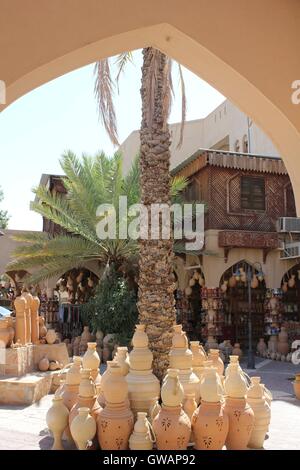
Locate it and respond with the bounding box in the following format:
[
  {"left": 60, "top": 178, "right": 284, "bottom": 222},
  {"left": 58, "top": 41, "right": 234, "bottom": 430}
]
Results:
[
  {"left": 95, "top": 196, "right": 205, "bottom": 251},
  {"left": 291, "top": 80, "right": 300, "bottom": 105},
  {"left": 0, "top": 80, "right": 6, "bottom": 104}
]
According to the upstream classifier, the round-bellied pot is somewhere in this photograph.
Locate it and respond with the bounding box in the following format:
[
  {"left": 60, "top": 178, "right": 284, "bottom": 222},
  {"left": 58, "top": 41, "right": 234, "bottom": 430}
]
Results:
[
  {"left": 46, "top": 329, "right": 57, "bottom": 345},
  {"left": 129, "top": 347, "right": 153, "bottom": 371},
  {"left": 70, "top": 407, "right": 97, "bottom": 450},
  {"left": 102, "top": 363, "right": 128, "bottom": 404},
  {"left": 98, "top": 360, "right": 115, "bottom": 407},
  {"left": 126, "top": 369, "right": 160, "bottom": 416},
  {"left": 161, "top": 368, "right": 184, "bottom": 407},
  {"left": 192, "top": 401, "right": 229, "bottom": 450},
  {"left": 152, "top": 405, "right": 191, "bottom": 450},
  {"left": 190, "top": 341, "right": 206, "bottom": 367},
  {"left": 46, "top": 396, "right": 69, "bottom": 450},
  {"left": 129, "top": 412, "right": 153, "bottom": 450},
  {"left": 224, "top": 363, "right": 248, "bottom": 398},
  {"left": 208, "top": 349, "right": 224, "bottom": 376},
  {"left": 172, "top": 324, "right": 188, "bottom": 348},
  {"left": 39, "top": 356, "right": 49, "bottom": 371},
  {"left": 247, "top": 377, "right": 271, "bottom": 449},
  {"left": 39, "top": 316, "right": 47, "bottom": 338},
  {"left": 82, "top": 342, "right": 101, "bottom": 393},
  {"left": 132, "top": 324, "right": 148, "bottom": 348},
  {"left": 97, "top": 402, "right": 134, "bottom": 450},
  {"left": 223, "top": 397, "right": 254, "bottom": 450},
  {"left": 114, "top": 347, "right": 130, "bottom": 376}
]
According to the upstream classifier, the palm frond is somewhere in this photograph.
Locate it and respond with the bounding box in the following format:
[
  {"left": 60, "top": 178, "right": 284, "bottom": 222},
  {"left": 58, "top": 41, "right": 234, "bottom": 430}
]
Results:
[
  {"left": 176, "top": 63, "right": 187, "bottom": 149},
  {"left": 115, "top": 52, "right": 133, "bottom": 91}
]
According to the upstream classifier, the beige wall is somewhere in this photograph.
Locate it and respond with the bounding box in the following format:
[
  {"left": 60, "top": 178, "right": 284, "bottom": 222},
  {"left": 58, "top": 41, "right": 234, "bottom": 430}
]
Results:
[{"left": 175, "top": 230, "right": 298, "bottom": 290}]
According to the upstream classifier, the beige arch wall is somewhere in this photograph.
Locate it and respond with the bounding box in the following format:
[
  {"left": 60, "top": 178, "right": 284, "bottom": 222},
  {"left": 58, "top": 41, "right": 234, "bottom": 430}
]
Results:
[{"left": 0, "top": 1, "right": 300, "bottom": 209}]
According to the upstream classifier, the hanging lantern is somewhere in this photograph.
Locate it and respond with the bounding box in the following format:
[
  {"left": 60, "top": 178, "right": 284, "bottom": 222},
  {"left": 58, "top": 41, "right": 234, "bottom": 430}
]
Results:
[
  {"left": 185, "top": 286, "right": 192, "bottom": 296},
  {"left": 240, "top": 267, "right": 247, "bottom": 283}
]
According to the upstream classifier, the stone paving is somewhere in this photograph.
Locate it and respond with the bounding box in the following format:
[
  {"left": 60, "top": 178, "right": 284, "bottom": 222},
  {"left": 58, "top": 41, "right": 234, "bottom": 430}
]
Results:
[{"left": 0, "top": 358, "right": 299, "bottom": 450}]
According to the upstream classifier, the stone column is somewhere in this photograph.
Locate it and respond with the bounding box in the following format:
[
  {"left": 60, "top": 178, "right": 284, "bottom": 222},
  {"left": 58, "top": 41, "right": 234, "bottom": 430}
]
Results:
[
  {"left": 22, "top": 291, "right": 33, "bottom": 344},
  {"left": 14, "top": 295, "right": 27, "bottom": 345},
  {"left": 30, "top": 295, "right": 40, "bottom": 344}
]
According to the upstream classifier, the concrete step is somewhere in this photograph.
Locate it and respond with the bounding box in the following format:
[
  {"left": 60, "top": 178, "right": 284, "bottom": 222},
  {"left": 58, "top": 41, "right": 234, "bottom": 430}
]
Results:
[{"left": 0, "top": 371, "right": 53, "bottom": 405}]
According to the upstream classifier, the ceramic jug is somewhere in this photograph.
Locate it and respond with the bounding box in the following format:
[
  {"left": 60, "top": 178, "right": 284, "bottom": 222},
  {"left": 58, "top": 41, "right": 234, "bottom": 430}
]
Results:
[{"left": 46, "top": 396, "right": 69, "bottom": 450}]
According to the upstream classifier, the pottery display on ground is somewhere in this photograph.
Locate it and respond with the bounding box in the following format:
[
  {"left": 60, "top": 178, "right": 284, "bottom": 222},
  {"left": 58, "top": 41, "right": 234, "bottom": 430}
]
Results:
[
  {"left": 277, "top": 327, "right": 289, "bottom": 355},
  {"left": 153, "top": 369, "right": 191, "bottom": 450},
  {"left": 246, "top": 377, "right": 271, "bottom": 448},
  {"left": 192, "top": 367, "right": 228, "bottom": 450},
  {"left": 46, "top": 396, "right": 69, "bottom": 450},
  {"left": 208, "top": 349, "right": 224, "bottom": 376},
  {"left": 293, "top": 373, "right": 300, "bottom": 399},
  {"left": 46, "top": 329, "right": 57, "bottom": 345},
  {"left": 169, "top": 325, "right": 200, "bottom": 403},
  {"left": 97, "top": 363, "right": 134, "bottom": 450},
  {"left": 126, "top": 325, "right": 160, "bottom": 416},
  {"left": 129, "top": 412, "right": 153, "bottom": 450},
  {"left": 70, "top": 407, "right": 97, "bottom": 450}
]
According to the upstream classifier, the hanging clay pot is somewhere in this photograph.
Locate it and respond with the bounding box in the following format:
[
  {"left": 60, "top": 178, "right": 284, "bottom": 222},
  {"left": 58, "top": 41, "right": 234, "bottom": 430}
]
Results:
[
  {"left": 189, "top": 278, "right": 196, "bottom": 287},
  {"left": 220, "top": 280, "right": 228, "bottom": 293},
  {"left": 208, "top": 349, "right": 224, "bottom": 376},
  {"left": 223, "top": 397, "right": 254, "bottom": 450},
  {"left": 247, "top": 377, "right": 271, "bottom": 449},
  {"left": 70, "top": 407, "right": 97, "bottom": 450},
  {"left": 282, "top": 281, "right": 288, "bottom": 293},
  {"left": 39, "top": 356, "right": 49, "bottom": 371},
  {"left": 240, "top": 267, "right": 247, "bottom": 283},
  {"left": 46, "top": 329, "right": 57, "bottom": 345},
  {"left": 288, "top": 274, "right": 296, "bottom": 288},
  {"left": 129, "top": 412, "right": 153, "bottom": 450},
  {"left": 46, "top": 396, "right": 69, "bottom": 450},
  {"left": 251, "top": 274, "right": 259, "bottom": 289},
  {"left": 185, "top": 286, "right": 192, "bottom": 296},
  {"left": 228, "top": 276, "right": 237, "bottom": 288},
  {"left": 97, "top": 364, "right": 134, "bottom": 450},
  {"left": 193, "top": 271, "right": 200, "bottom": 281}
]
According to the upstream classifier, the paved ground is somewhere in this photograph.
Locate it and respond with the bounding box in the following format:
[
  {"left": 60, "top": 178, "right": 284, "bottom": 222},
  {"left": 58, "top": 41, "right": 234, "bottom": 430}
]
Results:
[{"left": 0, "top": 358, "right": 299, "bottom": 450}]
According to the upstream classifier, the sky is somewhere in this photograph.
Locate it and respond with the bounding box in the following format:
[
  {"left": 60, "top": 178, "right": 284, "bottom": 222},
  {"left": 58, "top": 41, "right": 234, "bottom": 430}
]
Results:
[{"left": 0, "top": 50, "right": 225, "bottom": 231}]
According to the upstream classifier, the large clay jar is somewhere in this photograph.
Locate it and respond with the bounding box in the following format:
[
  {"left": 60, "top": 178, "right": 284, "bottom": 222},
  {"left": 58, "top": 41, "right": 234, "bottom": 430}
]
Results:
[
  {"left": 46, "top": 329, "right": 57, "bottom": 345},
  {"left": 0, "top": 318, "right": 11, "bottom": 348},
  {"left": 129, "top": 412, "right": 153, "bottom": 450},
  {"left": 14, "top": 295, "right": 27, "bottom": 345},
  {"left": 257, "top": 338, "right": 267, "bottom": 356},
  {"left": 161, "top": 369, "right": 184, "bottom": 406},
  {"left": 129, "top": 345, "right": 153, "bottom": 370},
  {"left": 70, "top": 407, "right": 97, "bottom": 450},
  {"left": 114, "top": 347, "right": 130, "bottom": 376},
  {"left": 172, "top": 324, "right": 188, "bottom": 348},
  {"left": 153, "top": 405, "right": 191, "bottom": 450},
  {"left": 82, "top": 342, "right": 101, "bottom": 393},
  {"left": 247, "top": 377, "right": 271, "bottom": 448},
  {"left": 223, "top": 397, "right": 254, "bottom": 450},
  {"left": 225, "top": 355, "right": 244, "bottom": 378},
  {"left": 46, "top": 396, "right": 69, "bottom": 450},
  {"left": 60, "top": 357, "right": 82, "bottom": 411},
  {"left": 232, "top": 343, "right": 242, "bottom": 358},
  {"left": 39, "top": 316, "right": 47, "bottom": 338},
  {"left": 277, "top": 327, "right": 289, "bottom": 355},
  {"left": 97, "top": 364, "right": 134, "bottom": 450},
  {"left": 208, "top": 349, "right": 224, "bottom": 376},
  {"left": 69, "top": 369, "right": 102, "bottom": 449}
]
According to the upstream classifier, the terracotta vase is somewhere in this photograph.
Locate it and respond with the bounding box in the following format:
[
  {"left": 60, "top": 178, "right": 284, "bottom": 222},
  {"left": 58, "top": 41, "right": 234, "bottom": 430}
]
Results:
[
  {"left": 172, "top": 324, "right": 188, "bottom": 348},
  {"left": 114, "top": 346, "right": 130, "bottom": 376},
  {"left": 39, "top": 356, "right": 49, "bottom": 371},
  {"left": 208, "top": 349, "right": 224, "bottom": 376},
  {"left": 97, "top": 402, "right": 134, "bottom": 450},
  {"left": 37, "top": 316, "right": 46, "bottom": 338},
  {"left": 224, "top": 397, "right": 254, "bottom": 450},
  {"left": 14, "top": 295, "right": 27, "bottom": 345},
  {"left": 127, "top": 369, "right": 160, "bottom": 416},
  {"left": 132, "top": 324, "right": 148, "bottom": 348},
  {"left": 70, "top": 407, "right": 97, "bottom": 450},
  {"left": 224, "top": 363, "right": 248, "bottom": 398},
  {"left": 102, "top": 363, "right": 128, "bottom": 404},
  {"left": 161, "top": 368, "right": 184, "bottom": 407},
  {"left": 64, "top": 356, "right": 82, "bottom": 385},
  {"left": 200, "top": 367, "right": 224, "bottom": 402},
  {"left": 169, "top": 346, "right": 193, "bottom": 370},
  {"left": 0, "top": 319, "right": 11, "bottom": 348},
  {"left": 192, "top": 401, "right": 229, "bottom": 450},
  {"left": 247, "top": 377, "right": 271, "bottom": 448},
  {"left": 22, "top": 291, "right": 32, "bottom": 344},
  {"left": 46, "top": 329, "right": 57, "bottom": 345},
  {"left": 98, "top": 360, "right": 115, "bottom": 407},
  {"left": 257, "top": 338, "right": 267, "bottom": 356},
  {"left": 82, "top": 342, "right": 101, "bottom": 392},
  {"left": 129, "top": 346, "right": 153, "bottom": 370},
  {"left": 153, "top": 405, "right": 191, "bottom": 450},
  {"left": 129, "top": 412, "right": 153, "bottom": 450},
  {"left": 190, "top": 341, "right": 206, "bottom": 367},
  {"left": 46, "top": 396, "right": 69, "bottom": 450}
]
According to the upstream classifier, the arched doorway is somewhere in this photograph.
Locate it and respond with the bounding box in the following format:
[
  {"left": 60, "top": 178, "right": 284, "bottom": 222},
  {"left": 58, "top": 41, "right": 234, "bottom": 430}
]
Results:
[{"left": 220, "top": 260, "right": 266, "bottom": 349}]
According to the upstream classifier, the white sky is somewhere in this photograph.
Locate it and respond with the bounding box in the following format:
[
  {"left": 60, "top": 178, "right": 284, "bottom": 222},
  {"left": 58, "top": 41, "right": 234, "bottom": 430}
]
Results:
[{"left": 0, "top": 50, "right": 225, "bottom": 231}]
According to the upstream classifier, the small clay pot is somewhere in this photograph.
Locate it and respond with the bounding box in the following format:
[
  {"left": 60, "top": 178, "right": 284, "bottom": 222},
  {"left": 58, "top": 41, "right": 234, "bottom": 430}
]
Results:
[{"left": 39, "top": 357, "right": 49, "bottom": 371}]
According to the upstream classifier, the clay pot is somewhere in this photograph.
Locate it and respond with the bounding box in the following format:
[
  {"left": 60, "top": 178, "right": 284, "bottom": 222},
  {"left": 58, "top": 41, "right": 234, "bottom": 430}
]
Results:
[
  {"left": 39, "top": 356, "right": 49, "bottom": 371},
  {"left": 82, "top": 342, "right": 100, "bottom": 370},
  {"left": 224, "top": 363, "right": 248, "bottom": 398},
  {"left": 129, "top": 346, "right": 153, "bottom": 370},
  {"left": 46, "top": 396, "right": 69, "bottom": 450},
  {"left": 97, "top": 402, "right": 134, "bottom": 450},
  {"left": 0, "top": 318, "right": 11, "bottom": 348},
  {"left": 190, "top": 341, "right": 206, "bottom": 367},
  {"left": 257, "top": 338, "right": 267, "bottom": 356},
  {"left": 132, "top": 324, "right": 148, "bottom": 348},
  {"left": 102, "top": 363, "right": 128, "bottom": 404},
  {"left": 39, "top": 317, "right": 47, "bottom": 338},
  {"left": 251, "top": 274, "right": 259, "bottom": 289},
  {"left": 208, "top": 349, "right": 224, "bottom": 376},
  {"left": 200, "top": 367, "right": 224, "bottom": 402},
  {"left": 288, "top": 274, "right": 296, "bottom": 288},
  {"left": 6, "top": 317, "right": 15, "bottom": 347},
  {"left": 14, "top": 295, "right": 27, "bottom": 345},
  {"left": 192, "top": 401, "right": 229, "bottom": 450},
  {"left": 183, "top": 394, "right": 197, "bottom": 444},
  {"left": 114, "top": 347, "right": 130, "bottom": 376},
  {"left": 129, "top": 412, "right": 153, "bottom": 450},
  {"left": 169, "top": 346, "right": 193, "bottom": 370},
  {"left": 177, "top": 369, "right": 201, "bottom": 404},
  {"left": 224, "top": 397, "right": 254, "bottom": 450},
  {"left": 153, "top": 405, "right": 191, "bottom": 450},
  {"left": 293, "top": 378, "right": 300, "bottom": 399},
  {"left": 277, "top": 327, "right": 289, "bottom": 355},
  {"left": 49, "top": 361, "right": 61, "bottom": 371},
  {"left": 98, "top": 360, "right": 115, "bottom": 407},
  {"left": 161, "top": 368, "right": 184, "bottom": 407},
  {"left": 70, "top": 407, "right": 97, "bottom": 450},
  {"left": 127, "top": 369, "right": 160, "bottom": 416},
  {"left": 46, "top": 329, "right": 57, "bottom": 345},
  {"left": 220, "top": 280, "right": 228, "bottom": 293},
  {"left": 172, "top": 324, "right": 188, "bottom": 348},
  {"left": 247, "top": 377, "right": 271, "bottom": 448}
]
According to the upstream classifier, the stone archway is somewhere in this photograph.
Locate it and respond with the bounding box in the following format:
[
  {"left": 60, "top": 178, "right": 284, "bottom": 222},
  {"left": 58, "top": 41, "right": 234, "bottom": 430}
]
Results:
[{"left": 1, "top": 2, "right": 300, "bottom": 210}]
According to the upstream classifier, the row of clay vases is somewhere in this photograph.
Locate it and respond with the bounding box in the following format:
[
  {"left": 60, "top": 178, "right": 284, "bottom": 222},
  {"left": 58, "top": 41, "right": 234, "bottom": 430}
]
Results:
[
  {"left": 153, "top": 368, "right": 191, "bottom": 450},
  {"left": 246, "top": 377, "right": 271, "bottom": 448},
  {"left": 192, "top": 367, "right": 228, "bottom": 450}
]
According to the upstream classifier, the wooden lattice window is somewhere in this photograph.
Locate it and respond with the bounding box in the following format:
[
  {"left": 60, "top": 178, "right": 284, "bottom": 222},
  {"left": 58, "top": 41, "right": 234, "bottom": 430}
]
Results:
[{"left": 241, "top": 176, "right": 265, "bottom": 211}]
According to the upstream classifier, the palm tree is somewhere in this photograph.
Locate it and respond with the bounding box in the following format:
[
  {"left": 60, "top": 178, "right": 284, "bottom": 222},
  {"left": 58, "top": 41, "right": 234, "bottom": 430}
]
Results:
[
  {"left": 7, "top": 151, "right": 187, "bottom": 288},
  {"left": 94, "top": 49, "right": 186, "bottom": 378}
]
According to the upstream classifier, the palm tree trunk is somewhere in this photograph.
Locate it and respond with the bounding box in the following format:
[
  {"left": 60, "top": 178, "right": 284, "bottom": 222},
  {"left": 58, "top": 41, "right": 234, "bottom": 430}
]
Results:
[{"left": 138, "top": 48, "right": 176, "bottom": 380}]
